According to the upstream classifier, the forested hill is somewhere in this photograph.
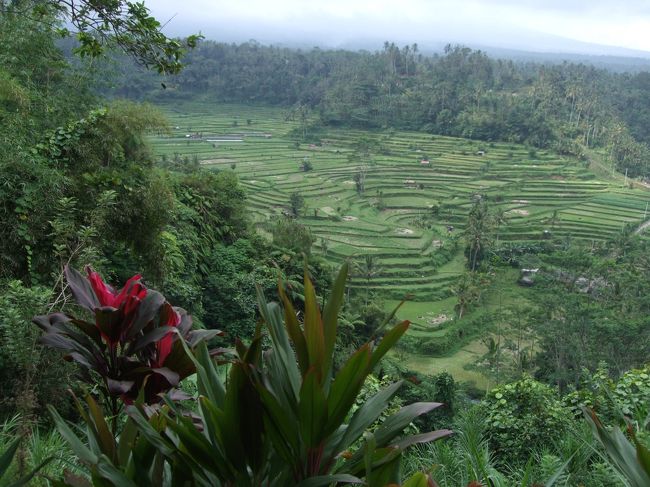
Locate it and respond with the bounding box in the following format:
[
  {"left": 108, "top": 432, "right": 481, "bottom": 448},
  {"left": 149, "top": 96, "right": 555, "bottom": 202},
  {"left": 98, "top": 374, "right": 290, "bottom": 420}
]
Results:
[{"left": 106, "top": 41, "right": 650, "bottom": 178}]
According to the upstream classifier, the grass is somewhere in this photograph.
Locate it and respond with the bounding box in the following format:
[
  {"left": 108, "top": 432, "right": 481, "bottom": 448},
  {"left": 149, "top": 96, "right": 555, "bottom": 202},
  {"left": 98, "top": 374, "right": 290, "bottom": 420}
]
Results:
[{"left": 391, "top": 339, "right": 490, "bottom": 391}]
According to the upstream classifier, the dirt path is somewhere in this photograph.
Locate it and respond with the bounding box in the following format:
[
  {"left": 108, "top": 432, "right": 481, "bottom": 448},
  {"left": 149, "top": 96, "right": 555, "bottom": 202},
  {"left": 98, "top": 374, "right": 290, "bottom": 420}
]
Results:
[{"left": 635, "top": 218, "right": 650, "bottom": 235}]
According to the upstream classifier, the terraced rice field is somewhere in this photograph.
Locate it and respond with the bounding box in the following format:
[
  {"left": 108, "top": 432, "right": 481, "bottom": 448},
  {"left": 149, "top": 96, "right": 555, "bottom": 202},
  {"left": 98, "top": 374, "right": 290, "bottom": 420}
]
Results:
[{"left": 149, "top": 102, "right": 650, "bottom": 386}]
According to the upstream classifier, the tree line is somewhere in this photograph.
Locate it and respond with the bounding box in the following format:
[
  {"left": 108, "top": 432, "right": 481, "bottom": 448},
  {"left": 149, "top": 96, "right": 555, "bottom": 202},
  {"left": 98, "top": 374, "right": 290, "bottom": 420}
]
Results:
[{"left": 107, "top": 40, "right": 650, "bottom": 178}]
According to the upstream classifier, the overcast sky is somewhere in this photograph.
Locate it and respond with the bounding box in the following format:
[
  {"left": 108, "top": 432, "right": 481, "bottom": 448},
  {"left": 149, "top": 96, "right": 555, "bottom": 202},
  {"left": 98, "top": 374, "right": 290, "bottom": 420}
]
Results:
[{"left": 146, "top": 0, "right": 650, "bottom": 55}]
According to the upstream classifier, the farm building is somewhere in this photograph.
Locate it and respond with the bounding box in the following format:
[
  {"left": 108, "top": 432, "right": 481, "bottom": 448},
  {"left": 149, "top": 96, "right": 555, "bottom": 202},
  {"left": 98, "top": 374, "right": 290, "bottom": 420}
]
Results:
[{"left": 404, "top": 179, "right": 417, "bottom": 188}]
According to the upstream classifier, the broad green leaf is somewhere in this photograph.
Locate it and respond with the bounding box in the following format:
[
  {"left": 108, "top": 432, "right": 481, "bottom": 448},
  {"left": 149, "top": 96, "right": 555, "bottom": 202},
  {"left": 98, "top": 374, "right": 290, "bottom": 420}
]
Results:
[
  {"left": 303, "top": 271, "right": 325, "bottom": 379},
  {"left": 0, "top": 438, "right": 20, "bottom": 479},
  {"left": 299, "top": 368, "right": 328, "bottom": 447},
  {"left": 392, "top": 430, "right": 453, "bottom": 450},
  {"left": 633, "top": 434, "right": 650, "bottom": 475},
  {"left": 322, "top": 262, "right": 348, "bottom": 379},
  {"left": 325, "top": 345, "right": 372, "bottom": 436},
  {"left": 256, "top": 287, "right": 301, "bottom": 401},
  {"left": 368, "top": 320, "right": 410, "bottom": 372},
  {"left": 49, "top": 406, "right": 98, "bottom": 465},
  {"left": 94, "top": 455, "right": 138, "bottom": 487},
  {"left": 124, "top": 406, "right": 174, "bottom": 457},
  {"left": 257, "top": 386, "right": 301, "bottom": 463},
  {"left": 165, "top": 417, "right": 224, "bottom": 475},
  {"left": 117, "top": 418, "right": 138, "bottom": 466},
  {"left": 374, "top": 402, "right": 443, "bottom": 447},
  {"left": 365, "top": 448, "right": 402, "bottom": 487},
  {"left": 85, "top": 394, "right": 116, "bottom": 460},
  {"left": 297, "top": 474, "right": 363, "bottom": 487},
  {"left": 279, "top": 283, "right": 309, "bottom": 375},
  {"left": 402, "top": 472, "right": 435, "bottom": 487},
  {"left": 193, "top": 341, "right": 226, "bottom": 405},
  {"left": 584, "top": 408, "right": 650, "bottom": 487},
  {"left": 337, "top": 381, "right": 403, "bottom": 452}
]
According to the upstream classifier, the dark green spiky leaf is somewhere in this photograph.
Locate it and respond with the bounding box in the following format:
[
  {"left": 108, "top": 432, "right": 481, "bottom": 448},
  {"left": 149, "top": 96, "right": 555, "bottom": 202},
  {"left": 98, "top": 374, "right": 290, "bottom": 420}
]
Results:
[
  {"left": 124, "top": 406, "right": 174, "bottom": 457},
  {"left": 117, "top": 418, "right": 138, "bottom": 466},
  {"left": 365, "top": 447, "right": 402, "bottom": 487}
]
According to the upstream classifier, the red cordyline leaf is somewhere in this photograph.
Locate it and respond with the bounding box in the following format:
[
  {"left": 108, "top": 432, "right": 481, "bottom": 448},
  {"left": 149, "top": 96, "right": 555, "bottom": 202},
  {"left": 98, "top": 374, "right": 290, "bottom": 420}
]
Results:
[
  {"left": 85, "top": 267, "right": 147, "bottom": 346},
  {"left": 86, "top": 267, "right": 146, "bottom": 308},
  {"left": 155, "top": 305, "right": 181, "bottom": 367}
]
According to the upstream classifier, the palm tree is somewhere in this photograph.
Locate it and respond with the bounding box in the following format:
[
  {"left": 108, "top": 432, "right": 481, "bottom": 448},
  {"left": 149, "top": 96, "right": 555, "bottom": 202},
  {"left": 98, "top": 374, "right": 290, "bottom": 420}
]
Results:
[
  {"left": 465, "top": 197, "right": 494, "bottom": 271},
  {"left": 354, "top": 255, "right": 381, "bottom": 304}
]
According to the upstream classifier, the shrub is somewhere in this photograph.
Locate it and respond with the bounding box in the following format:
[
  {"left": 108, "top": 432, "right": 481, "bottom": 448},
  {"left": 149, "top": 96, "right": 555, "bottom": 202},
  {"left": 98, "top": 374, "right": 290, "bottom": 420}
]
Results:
[
  {"left": 0, "top": 281, "right": 74, "bottom": 420},
  {"left": 483, "top": 377, "right": 570, "bottom": 464}
]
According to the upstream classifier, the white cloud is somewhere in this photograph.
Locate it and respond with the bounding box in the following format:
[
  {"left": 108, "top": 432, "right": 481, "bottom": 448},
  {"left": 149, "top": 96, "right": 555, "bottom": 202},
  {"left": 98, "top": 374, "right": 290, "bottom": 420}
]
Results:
[{"left": 146, "top": 0, "right": 650, "bottom": 53}]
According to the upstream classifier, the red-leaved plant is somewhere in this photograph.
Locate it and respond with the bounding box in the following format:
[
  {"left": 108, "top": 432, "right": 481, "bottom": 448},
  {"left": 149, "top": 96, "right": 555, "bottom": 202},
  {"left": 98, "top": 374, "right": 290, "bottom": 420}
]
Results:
[{"left": 34, "top": 266, "right": 220, "bottom": 412}]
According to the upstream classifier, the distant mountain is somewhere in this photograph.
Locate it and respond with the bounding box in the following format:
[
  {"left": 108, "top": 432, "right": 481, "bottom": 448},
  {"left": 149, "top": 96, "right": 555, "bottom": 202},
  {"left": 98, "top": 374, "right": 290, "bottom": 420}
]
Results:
[{"left": 163, "top": 18, "right": 650, "bottom": 72}]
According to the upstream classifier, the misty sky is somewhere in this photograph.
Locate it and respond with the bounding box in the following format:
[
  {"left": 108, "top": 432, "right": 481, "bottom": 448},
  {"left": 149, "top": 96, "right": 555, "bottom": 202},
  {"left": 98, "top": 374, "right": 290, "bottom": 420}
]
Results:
[{"left": 146, "top": 0, "right": 650, "bottom": 55}]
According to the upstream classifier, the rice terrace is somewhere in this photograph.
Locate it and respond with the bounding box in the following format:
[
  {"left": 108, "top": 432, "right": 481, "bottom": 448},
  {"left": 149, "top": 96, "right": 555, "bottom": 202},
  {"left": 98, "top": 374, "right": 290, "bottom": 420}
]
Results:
[{"left": 151, "top": 101, "right": 650, "bottom": 389}]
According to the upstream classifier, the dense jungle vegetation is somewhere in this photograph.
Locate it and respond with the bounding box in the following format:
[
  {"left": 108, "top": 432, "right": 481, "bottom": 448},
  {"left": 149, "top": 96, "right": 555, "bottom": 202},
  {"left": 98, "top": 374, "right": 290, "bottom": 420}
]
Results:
[
  {"left": 0, "top": 0, "right": 649, "bottom": 485},
  {"left": 111, "top": 39, "right": 650, "bottom": 179}
]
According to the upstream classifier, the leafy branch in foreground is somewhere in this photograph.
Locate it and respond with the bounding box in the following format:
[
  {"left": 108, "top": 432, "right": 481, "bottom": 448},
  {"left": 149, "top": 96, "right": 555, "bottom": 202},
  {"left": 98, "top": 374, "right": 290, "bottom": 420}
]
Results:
[
  {"left": 584, "top": 408, "right": 650, "bottom": 487},
  {"left": 2, "top": 0, "right": 201, "bottom": 74},
  {"left": 49, "top": 263, "right": 452, "bottom": 486}
]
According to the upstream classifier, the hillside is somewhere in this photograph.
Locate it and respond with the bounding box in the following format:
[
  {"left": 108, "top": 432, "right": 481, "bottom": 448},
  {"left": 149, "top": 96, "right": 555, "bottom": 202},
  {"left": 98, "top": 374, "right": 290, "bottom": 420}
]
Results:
[{"left": 149, "top": 101, "right": 650, "bottom": 388}]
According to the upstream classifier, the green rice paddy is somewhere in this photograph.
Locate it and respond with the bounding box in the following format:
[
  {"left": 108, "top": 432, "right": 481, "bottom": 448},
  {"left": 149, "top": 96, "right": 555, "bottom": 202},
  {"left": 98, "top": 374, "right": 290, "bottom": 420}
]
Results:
[{"left": 150, "top": 101, "right": 650, "bottom": 389}]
